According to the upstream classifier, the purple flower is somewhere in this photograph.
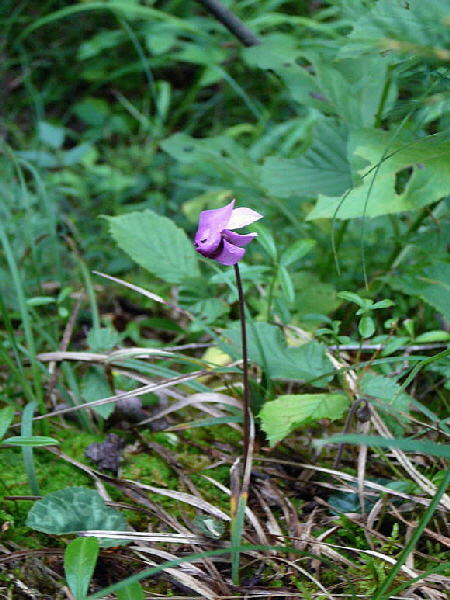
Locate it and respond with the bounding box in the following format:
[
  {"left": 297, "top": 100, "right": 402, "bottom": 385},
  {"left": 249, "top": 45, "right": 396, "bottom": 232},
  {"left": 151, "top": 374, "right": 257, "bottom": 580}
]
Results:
[{"left": 194, "top": 200, "right": 263, "bottom": 266}]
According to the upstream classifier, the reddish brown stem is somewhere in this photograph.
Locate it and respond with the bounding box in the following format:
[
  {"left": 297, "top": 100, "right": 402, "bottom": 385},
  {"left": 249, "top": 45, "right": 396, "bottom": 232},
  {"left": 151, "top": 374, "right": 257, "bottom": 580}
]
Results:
[{"left": 234, "top": 264, "right": 251, "bottom": 472}]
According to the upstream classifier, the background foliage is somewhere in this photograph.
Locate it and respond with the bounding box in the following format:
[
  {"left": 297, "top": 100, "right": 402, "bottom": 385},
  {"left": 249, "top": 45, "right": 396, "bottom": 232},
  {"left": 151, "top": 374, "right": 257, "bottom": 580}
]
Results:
[{"left": 2, "top": 0, "right": 450, "bottom": 597}]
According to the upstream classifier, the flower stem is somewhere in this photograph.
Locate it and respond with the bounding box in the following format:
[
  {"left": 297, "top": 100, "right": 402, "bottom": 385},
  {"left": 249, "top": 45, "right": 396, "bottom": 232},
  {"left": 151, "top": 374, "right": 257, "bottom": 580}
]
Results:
[{"left": 234, "top": 263, "right": 251, "bottom": 472}]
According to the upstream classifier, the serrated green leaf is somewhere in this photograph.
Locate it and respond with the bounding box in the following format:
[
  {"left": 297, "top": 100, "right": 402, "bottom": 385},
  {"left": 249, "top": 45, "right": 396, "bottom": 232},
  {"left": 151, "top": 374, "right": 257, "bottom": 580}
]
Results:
[
  {"left": 3, "top": 436, "right": 59, "bottom": 447},
  {"left": 106, "top": 210, "right": 199, "bottom": 284},
  {"left": 81, "top": 367, "right": 114, "bottom": 419},
  {"left": 308, "top": 129, "right": 450, "bottom": 220},
  {"left": 64, "top": 537, "right": 99, "bottom": 600},
  {"left": 280, "top": 239, "right": 316, "bottom": 267},
  {"left": 87, "top": 327, "right": 121, "bottom": 352},
  {"left": 262, "top": 119, "right": 352, "bottom": 198},
  {"left": 260, "top": 394, "right": 350, "bottom": 446},
  {"left": 27, "top": 487, "right": 128, "bottom": 547}
]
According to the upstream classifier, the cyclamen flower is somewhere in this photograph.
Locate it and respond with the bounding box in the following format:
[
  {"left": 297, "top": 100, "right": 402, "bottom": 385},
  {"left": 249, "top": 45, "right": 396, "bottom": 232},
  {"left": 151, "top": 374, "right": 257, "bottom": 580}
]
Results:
[{"left": 194, "top": 200, "right": 263, "bottom": 266}]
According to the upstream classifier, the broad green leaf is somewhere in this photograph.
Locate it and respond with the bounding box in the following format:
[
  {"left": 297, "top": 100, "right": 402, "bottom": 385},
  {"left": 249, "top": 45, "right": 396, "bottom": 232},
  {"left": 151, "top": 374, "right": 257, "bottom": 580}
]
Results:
[
  {"left": 0, "top": 406, "right": 15, "bottom": 440},
  {"left": 3, "top": 436, "right": 59, "bottom": 447},
  {"left": 220, "top": 322, "right": 333, "bottom": 384},
  {"left": 81, "top": 367, "right": 114, "bottom": 419},
  {"left": 262, "top": 119, "right": 352, "bottom": 198},
  {"left": 27, "top": 487, "right": 128, "bottom": 547},
  {"left": 391, "top": 260, "right": 450, "bottom": 322},
  {"left": 64, "top": 537, "right": 99, "bottom": 600},
  {"left": 308, "top": 129, "right": 450, "bottom": 220},
  {"left": 339, "top": 0, "right": 450, "bottom": 62},
  {"left": 243, "top": 35, "right": 331, "bottom": 113},
  {"left": 313, "top": 55, "right": 394, "bottom": 127},
  {"left": 116, "top": 581, "right": 145, "bottom": 600},
  {"left": 106, "top": 209, "right": 199, "bottom": 284},
  {"left": 87, "top": 327, "right": 121, "bottom": 352},
  {"left": 260, "top": 393, "right": 350, "bottom": 446},
  {"left": 279, "top": 239, "right": 316, "bottom": 267}
]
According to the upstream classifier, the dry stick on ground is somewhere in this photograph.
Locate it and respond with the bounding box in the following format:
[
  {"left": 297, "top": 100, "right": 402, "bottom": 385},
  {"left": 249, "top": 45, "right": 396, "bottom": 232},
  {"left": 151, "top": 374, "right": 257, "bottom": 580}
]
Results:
[{"left": 194, "top": 0, "right": 260, "bottom": 47}]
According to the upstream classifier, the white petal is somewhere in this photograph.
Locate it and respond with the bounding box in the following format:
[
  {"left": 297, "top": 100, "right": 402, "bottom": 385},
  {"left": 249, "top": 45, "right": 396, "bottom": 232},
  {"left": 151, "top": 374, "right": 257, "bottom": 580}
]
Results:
[{"left": 227, "top": 207, "right": 263, "bottom": 230}]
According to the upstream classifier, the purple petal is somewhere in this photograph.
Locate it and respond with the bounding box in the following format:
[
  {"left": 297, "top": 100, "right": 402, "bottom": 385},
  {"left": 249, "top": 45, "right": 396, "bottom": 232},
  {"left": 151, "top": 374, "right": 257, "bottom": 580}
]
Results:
[
  {"left": 227, "top": 207, "right": 263, "bottom": 230},
  {"left": 214, "top": 238, "right": 246, "bottom": 265},
  {"left": 194, "top": 200, "right": 235, "bottom": 255},
  {"left": 223, "top": 230, "right": 257, "bottom": 247}
]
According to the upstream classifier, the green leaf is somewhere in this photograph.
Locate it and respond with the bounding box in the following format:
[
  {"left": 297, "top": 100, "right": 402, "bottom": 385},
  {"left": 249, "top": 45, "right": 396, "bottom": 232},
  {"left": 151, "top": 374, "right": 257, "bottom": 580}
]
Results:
[
  {"left": 279, "top": 239, "right": 316, "bottom": 267},
  {"left": 308, "top": 129, "right": 450, "bottom": 220},
  {"left": 391, "top": 261, "right": 450, "bottom": 322},
  {"left": 73, "top": 98, "right": 110, "bottom": 126},
  {"left": 316, "top": 434, "right": 450, "bottom": 460},
  {"left": 26, "top": 296, "right": 56, "bottom": 307},
  {"left": 251, "top": 223, "right": 277, "bottom": 260},
  {"left": 261, "top": 119, "right": 352, "bottom": 198},
  {"left": 359, "top": 315, "right": 375, "bottom": 338},
  {"left": 338, "top": 291, "right": 365, "bottom": 307},
  {"left": 415, "top": 331, "right": 450, "bottom": 344},
  {"left": 360, "top": 372, "right": 410, "bottom": 422},
  {"left": 339, "top": 0, "right": 450, "bottom": 61},
  {"left": 27, "top": 487, "right": 128, "bottom": 547},
  {"left": 372, "top": 299, "right": 395, "bottom": 310},
  {"left": 0, "top": 406, "right": 15, "bottom": 440},
  {"left": 3, "top": 436, "right": 59, "bottom": 447},
  {"left": 260, "top": 393, "right": 350, "bottom": 446},
  {"left": 37, "top": 121, "right": 65, "bottom": 150},
  {"left": 116, "top": 582, "right": 145, "bottom": 600},
  {"left": 160, "top": 133, "right": 261, "bottom": 190},
  {"left": 64, "top": 537, "right": 99, "bottom": 600},
  {"left": 106, "top": 209, "right": 199, "bottom": 284},
  {"left": 278, "top": 266, "right": 295, "bottom": 306},
  {"left": 81, "top": 367, "right": 114, "bottom": 419},
  {"left": 87, "top": 327, "right": 121, "bottom": 352},
  {"left": 220, "top": 322, "right": 333, "bottom": 384}
]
